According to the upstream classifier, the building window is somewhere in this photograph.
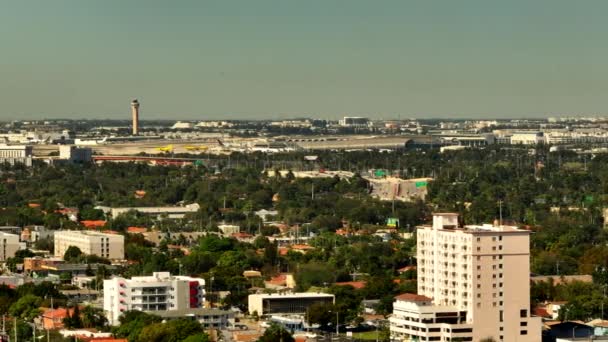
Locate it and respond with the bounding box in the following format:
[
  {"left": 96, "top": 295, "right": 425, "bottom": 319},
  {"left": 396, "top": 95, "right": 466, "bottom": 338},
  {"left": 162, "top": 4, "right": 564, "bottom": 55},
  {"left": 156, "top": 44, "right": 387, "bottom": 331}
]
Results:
[
  {"left": 520, "top": 322, "right": 527, "bottom": 326},
  {"left": 520, "top": 309, "right": 527, "bottom": 318},
  {"left": 520, "top": 330, "right": 527, "bottom": 335}
]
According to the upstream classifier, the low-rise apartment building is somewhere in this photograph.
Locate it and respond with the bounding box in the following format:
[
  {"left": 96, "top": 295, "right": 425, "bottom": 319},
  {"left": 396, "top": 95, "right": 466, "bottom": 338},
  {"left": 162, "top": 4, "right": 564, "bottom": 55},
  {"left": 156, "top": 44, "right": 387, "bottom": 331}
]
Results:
[
  {"left": 0, "top": 232, "right": 20, "bottom": 261},
  {"left": 54, "top": 230, "right": 124, "bottom": 260},
  {"left": 103, "top": 272, "right": 205, "bottom": 325}
]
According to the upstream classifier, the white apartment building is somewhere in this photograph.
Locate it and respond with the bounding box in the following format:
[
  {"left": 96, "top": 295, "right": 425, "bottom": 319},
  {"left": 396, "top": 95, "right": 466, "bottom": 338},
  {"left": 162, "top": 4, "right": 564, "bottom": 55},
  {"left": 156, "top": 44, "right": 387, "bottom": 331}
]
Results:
[
  {"left": 390, "top": 213, "right": 541, "bottom": 342},
  {"left": 338, "top": 116, "right": 370, "bottom": 127},
  {"left": 0, "top": 232, "right": 20, "bottom": 261},
  {"left": 0, "top": 145, "right": 33, "bottom": 166},
  {"left": 510, "top": 132, "right": 544, "bottom": 145},
  {"left": 103, "top": 272, "right": 205, "bottom": 325},
  {"left": 54, "top": 230, "right": 124, "bottom": 260},
  {"left": 106, "top": 203, "right": 200, "bottom": 219}
]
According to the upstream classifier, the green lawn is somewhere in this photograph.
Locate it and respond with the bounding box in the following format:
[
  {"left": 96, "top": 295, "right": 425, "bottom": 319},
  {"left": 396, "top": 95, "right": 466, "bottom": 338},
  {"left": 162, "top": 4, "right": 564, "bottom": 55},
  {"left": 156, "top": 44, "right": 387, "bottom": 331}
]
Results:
[{"left": 350, "top": 330, "right": 380, "bottom": 340}]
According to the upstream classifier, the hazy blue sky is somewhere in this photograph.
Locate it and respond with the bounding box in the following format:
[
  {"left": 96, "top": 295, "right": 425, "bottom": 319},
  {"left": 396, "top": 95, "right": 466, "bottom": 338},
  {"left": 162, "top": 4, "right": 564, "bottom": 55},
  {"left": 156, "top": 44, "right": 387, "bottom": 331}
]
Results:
[{"left": 1, "top": 0, "right": 608, "bottom": 120}]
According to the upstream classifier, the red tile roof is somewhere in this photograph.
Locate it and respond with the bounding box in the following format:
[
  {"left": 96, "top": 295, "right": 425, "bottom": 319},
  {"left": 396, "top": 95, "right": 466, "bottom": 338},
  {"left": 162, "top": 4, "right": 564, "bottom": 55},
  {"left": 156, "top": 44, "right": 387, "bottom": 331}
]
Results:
[
  {"left": 533, "top": 307, "right": 550, "bottom": 318},
  {"left": 394, "top": 293, "right": 432, "bottom": 302},
  {"left": 81, "top": 220, "right": 107, "bottom": 228},
  {"left": 335, "top": 281, "right": 366, "bottom": 289},
  {"left": 267, "top": 274, "right": 287, "bottom": 285},
  {"left": 126, "top": 227, "right": 147, "bottom": 234},
  {"left": 291, "top": 244, "right": 314, "bottom": 250},
  {"left": 42, "top": 307, "right": 73, "bottom": 319}
]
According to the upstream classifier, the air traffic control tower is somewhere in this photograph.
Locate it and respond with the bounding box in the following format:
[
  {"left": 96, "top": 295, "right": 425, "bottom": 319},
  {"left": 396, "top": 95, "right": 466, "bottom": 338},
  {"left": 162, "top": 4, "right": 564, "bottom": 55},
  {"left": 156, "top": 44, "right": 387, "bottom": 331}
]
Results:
[{"left": 131, "top": 99, "right": 140, "bottom": 135}]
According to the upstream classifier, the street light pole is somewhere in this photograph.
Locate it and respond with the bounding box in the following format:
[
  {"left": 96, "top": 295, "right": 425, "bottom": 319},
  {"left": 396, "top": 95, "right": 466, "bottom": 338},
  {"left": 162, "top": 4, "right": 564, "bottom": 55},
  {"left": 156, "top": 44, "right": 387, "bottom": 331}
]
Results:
[{"left": 335, "top": 311, "right": 339, "bottom": 336}]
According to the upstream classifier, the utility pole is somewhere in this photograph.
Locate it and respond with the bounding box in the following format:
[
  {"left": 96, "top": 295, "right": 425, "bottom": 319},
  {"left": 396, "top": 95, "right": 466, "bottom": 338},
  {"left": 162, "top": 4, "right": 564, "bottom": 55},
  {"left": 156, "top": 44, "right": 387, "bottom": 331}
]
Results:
[{"left": 14, "top": 317, "right": 17, "bottom": 342}]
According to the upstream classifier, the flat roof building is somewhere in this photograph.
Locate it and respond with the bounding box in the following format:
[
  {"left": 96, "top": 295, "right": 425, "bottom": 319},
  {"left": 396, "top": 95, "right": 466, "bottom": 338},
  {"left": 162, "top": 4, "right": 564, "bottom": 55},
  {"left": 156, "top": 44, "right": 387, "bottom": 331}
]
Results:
[
  {"left": 104, "top": 203, "right": 200, "bottom": 219},
  {"left": 0, "top": 232, "right": 20, "bottom": 261},
  {"left": 248, "top": 292, "right": 334, "bottom": 316},
  {"left": 104, "top": 272, "right": 205, "bottom": 325},
  {"left": 0, "top": 145, "right": 32, "bottom": 166},
  {"left": 54, "top": 230, "right": 124, "bottom": 260}
]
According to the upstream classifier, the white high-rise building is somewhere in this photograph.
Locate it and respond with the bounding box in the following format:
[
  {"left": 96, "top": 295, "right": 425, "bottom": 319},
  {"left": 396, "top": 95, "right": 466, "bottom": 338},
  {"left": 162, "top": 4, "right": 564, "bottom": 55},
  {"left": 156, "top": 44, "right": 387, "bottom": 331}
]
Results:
[
  {"left": 390, "top": 213, "right": 541, "bottom": 342},
  {"left": 103, "top": 272, "right": 205, "bottom": 325},
  {"left": 54, "top": 230, "right": 124, "bottom": 260}
]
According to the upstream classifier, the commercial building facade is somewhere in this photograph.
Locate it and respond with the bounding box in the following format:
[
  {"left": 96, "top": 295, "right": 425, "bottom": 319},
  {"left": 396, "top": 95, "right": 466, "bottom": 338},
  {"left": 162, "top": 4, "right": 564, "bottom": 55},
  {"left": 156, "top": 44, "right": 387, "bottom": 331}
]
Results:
[
  {"left": 0, "top": 145, "right": 33, "bottom": 166},
  {"left": 59, "top": 145, "right": 92, "bottom": 163},
  {"left": 54, "top": 230, "right": 124, "bottom": 260},
  {"left": 103, "top": 272, "right": 205, "bottom": 325},
  {"left": 390, "top": 213, "right": 541, "bottom": 342},
  {"left": 248, "top": 293, "right": 334, "bottom": 316}
]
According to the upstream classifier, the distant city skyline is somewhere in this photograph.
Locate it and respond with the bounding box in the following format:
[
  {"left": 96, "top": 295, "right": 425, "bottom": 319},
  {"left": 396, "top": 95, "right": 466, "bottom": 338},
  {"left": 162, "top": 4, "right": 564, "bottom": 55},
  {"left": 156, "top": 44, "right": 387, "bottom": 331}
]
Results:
[{"left": 2, "top": 1, "right": 608, "bottom": 120}]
